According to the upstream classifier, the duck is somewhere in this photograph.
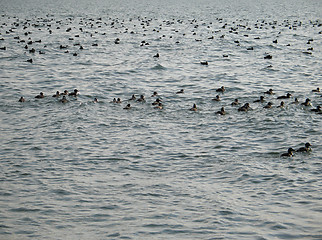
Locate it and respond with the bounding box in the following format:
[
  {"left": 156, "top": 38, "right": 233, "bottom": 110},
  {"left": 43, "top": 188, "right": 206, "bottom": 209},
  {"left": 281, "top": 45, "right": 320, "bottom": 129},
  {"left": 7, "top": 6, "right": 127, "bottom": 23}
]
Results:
[
  {"left": 263, "top": 102, "right": 273, "bottom": 109},
  {"left": 231, "top": 98, "right": 239, "bottom": 106},
  {"left": 296, "top": 142, "right": 311, "bottom": 152},
  {"left": 291, "top": 98, "right": 299, "bottom": 104},
  {"left": 123, "top": 104, "right": 131, "bottom": 109},
  {"left": 61, "top": 90, "right": 69, "bottom": 95},
  {"left": 52, "top": 91, "right": 60, "bottom": 97},
  {"left": 190, "top": 103, "right": 198, "bottom": 111},
  {"left": 137, "top": 95, "right": 145, "bottom": 102},
  {"left": 277, "top": 101, "right": 285, "bottom": 108},
  {"left": 151, "top": 91, "right": 158, "bottom": 97},
  {"left": 281, "top": 148, "right": 295, "bottom": 157},
  {"left": 18, "top": 96, "right": 25, "bottom": 102},
  {"left": 238, "top": 103, "right": 250, "bottom": 112},
  {"left": 152, "top": 98, "right": 162, "bottom": 105},
  {"left": 115, "top": 98, "right": 122, "bottom": 103},
  {"left": 312, "top": 87, "right": 320, "bottom": 93},
  {"left": 253, "top": 96, "right": 265, "bottom": 103},
  {"left": 212, "top": 95, "right": 221, "bottom": 101},
  {"left": 216, "top": 107, "right": 226, "bottom": 115},
  {"left": 35, "top": 92, "right": 45, "bottom": 98},
  {"left": 216, "top": 86, "right": 225, "bottom": 93},
  {"left": 311, "top": 106, "right": 321, "bottom": 112},
  {"left": 154, "top": 102, "right": 163, "bottom": 109},
  {"left": 277, "top": 93, "right": 292, "bottom": 99},
  {"left": 301, "top": 98, "right": 311, "bottom": 106},
  {"left": 93, "top": 98, "right": 99, "bottom": 103},
  {"left": 128, "top": 94, "right": 136, "bottom": 101},
  {"left": 60, "top": 96, "right": 68, "bottom": 103},
  {"left": 264, "top": 89, "right": 274, "bottom": 95},
  {"left": 69, "top": 89, "right": 79, "bottom": 96},
  {"left": 176, "top": 89, "right": 184, "bottom": 94}
]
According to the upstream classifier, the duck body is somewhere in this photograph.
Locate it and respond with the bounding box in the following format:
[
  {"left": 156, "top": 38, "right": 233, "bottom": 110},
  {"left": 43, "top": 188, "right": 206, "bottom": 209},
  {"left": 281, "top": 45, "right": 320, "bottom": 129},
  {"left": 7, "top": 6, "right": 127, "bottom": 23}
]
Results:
[
  {"left": 281, "top": 148, "right": 295, "bottom": 157},
  {"left": 35, "top": 92, "right": 44, "bottom": 98},
  {"left": 296, "top": 143, "right": 311, "bottom": 152}
]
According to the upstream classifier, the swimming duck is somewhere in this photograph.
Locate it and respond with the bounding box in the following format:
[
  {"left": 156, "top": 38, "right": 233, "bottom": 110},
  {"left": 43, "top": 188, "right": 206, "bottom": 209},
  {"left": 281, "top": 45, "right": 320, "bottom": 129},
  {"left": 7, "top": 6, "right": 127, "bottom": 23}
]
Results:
[
  {"left": 137, "top": 95, "right": 145, "bottom": 102},
  {"left": 311, "top": 106, "right": 321, "bottom": 112},
  {"left": 93, "top": 98, "right": 99, "bottom": 103},
  {"left": 123, "top": 104, "right": 131, "bottom": 109},
  {"left": 263, "top": 102, "right": 273, "bottom": 109},
  {"left": 277, "top": 101, "right": 285, "bottom": 108},
  {"left": 212, "top": 95, "right": 221, "bottom": 101},
  {"left": 116, "top": 98, "right": 122, "bottom": 103},
  {"left": 61, "top": 90, "right": 69, "bottom": 95},
  {"left": 277, "top": 93, "right": 292, "bottom": 99},
  {"left": 129, "top": 94, "right": 136, "bottom": 101},
  {"left": 216, "top": 86, "right": 225, "bottom": 93},
  {"left": 238, "top": 103, "right": 250, "bottom": 112},
  {"left": 60, "top": 96, "right": 68, "bottom": 103},
  {"left": 253, "top": 96, "right": 265, "bottom": 103},
  {"left": 312, "top": 87, "right": 320, "bottom": 93},
  {"left": 18, "top": 97, "right": 25, "bottom": 102},
  {"left": 281, "top": 148, "right": 295, "bottom": 157},
  {"left": 69, "top": 89, "right": 79, "bottom": 96},
  {"left": 296, "top": 142, "right": 311, "bottom": 152},
  {"left": 231, "top": 98, "right": 239, "bottom": 106},
  {"left": 151, "top": 91, "right": 158, "bottom": 97},
  {"left": 264, "top": 89, "right": 274, "bottom": 95},
  {"left": 291, "top": 98, "right": 299, "bottom": 104},
  {"left": 216, "top": 107, "right": 226, "bottom": 115},
  {"left": 190, "top": 103, "right": 197, "bottom": 111},
  {"left": 152, "top": 98, "right": 162, "bottom": 105},
  {"left": 176, "top": 89, "right": 184, "bottom": 94},
  {"left": 35, "top": 92, "right": 44, "bottom": 98},
  {"left": 154, "top": 102, "right": 163, "bottom": 109},
  {"left": 52, "top": 91, "right": 60, "bottom": 97},
  {"left": 301, "top": 98, "right": 311, "bottom": 106}
]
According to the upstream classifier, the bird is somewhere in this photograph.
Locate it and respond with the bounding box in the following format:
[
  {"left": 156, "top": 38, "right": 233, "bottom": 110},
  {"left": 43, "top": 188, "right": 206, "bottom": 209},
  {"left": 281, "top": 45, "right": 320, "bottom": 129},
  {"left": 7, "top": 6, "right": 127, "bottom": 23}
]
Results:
[
  {"left": 311, "top": 106, "right": 321, "bottom": 112},
  {"left": 238, "top": 103, "right": 250, "bottom": 112},
  {"left": 69, "top": 89, "right": 79, "bottom": 96},
  {"left": 176, "top": 89, "right": 184, "bottom": 94},
  {"left": 277, "top": 101, "right": 285, "bottom": 108},
  {"left": 312, "top": 87, "right": 320, "bottom": 93},
  {"left": 216, "top": 86, "right": 225, "bottom": 93},
  {"left": 277, "top": 93, "right": 292, "bottom": 99},
  {"left": 212, "top": 95, "right": 221, "bottom": 101},
  {"left": 281, "top": 148, "right": 295, "bottom": 157},
  {"left": 264, "top": 89, "right": 274, "bottom": 95},
  {"left": 301, "top": 98, "right": 311, "bottom": 106},
  {"left": 254, "top": 96, "right": 265, "bottom": 103},
  {"left": 231, "top": 99, "right": 239, "bottom": 106},
  {"left": 190, "top": 104, "right": 197, "bottom": 111},
  {"left": 123, "top": 104, "right": 131, "bottom": 109},
  {"left": 216, "top": 107, "right": 226, "bottom": 115},
  {"left": 60, "top": 96, "right": 68, "bottom": 103},
  {"left": 263, "top": 102, "right": 273, "bottom": 109},
  {"left": 296, "top": 143, "right": 311, "bottom": 152},
  {"left": 52, "top": 91, "right": 60, "bottom": 97},
  {"left": 35, "top": 92, "right": 45, "bottom": 98}
]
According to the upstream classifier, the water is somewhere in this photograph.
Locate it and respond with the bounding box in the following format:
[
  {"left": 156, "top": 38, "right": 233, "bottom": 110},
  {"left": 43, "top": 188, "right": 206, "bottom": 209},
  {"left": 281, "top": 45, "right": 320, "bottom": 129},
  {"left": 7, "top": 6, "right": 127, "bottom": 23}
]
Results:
[{"left": 0, "top": 0, "right": 321, "bottom": 239}]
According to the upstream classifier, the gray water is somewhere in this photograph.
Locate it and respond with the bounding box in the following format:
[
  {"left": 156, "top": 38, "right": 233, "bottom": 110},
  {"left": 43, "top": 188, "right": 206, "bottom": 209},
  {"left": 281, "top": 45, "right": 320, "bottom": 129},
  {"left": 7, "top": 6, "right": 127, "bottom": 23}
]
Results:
[{"left": 0, "top": 0, "right": 322, "bottom": 239}]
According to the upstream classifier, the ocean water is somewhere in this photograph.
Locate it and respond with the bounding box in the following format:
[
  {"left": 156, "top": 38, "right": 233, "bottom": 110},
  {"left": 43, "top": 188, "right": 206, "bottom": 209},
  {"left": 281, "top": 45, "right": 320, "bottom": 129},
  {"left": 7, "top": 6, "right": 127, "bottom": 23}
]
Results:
[{"left": 0, "top": 0, "right": 321, "bottom": 239}]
